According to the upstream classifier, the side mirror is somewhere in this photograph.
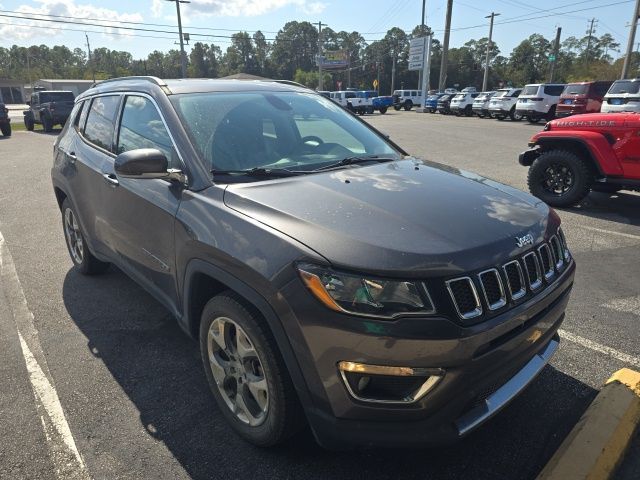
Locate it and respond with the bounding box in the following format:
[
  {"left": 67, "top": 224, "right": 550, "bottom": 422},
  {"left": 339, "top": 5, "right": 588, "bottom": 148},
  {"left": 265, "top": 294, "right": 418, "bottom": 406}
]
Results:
[{"left": 114, "top": 148, "right": 169, "bottom": 179}]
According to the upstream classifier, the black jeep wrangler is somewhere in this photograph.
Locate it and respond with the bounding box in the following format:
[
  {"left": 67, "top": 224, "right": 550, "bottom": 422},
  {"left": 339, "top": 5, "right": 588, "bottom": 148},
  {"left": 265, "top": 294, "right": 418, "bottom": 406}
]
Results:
[
  {"left": 24, "top": 90, "right": 75, "bottom": 132},
  {"left": 0, "top": 103, "right": 10, "bottom": 136}
]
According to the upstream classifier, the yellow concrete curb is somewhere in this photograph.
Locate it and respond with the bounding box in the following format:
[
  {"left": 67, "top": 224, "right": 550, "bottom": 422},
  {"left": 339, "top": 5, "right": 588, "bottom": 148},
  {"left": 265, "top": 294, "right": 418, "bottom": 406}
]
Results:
[{"left": 537, "top": 368, "right": 640, "bottom": 480}]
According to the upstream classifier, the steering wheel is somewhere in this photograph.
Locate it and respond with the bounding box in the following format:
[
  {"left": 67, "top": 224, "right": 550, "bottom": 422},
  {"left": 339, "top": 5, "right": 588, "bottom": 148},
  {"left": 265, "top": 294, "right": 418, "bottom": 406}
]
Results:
[{"left": 300, "top": 135, "right": 324, "bottom": 147}]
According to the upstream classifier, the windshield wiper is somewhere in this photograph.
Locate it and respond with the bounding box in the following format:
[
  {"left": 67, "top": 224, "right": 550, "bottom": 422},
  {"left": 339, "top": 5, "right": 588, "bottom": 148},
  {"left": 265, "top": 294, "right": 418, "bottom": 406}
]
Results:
[
  {"left": 211, "top": 167, "right": 305, "bottom": 178},
  {"left": 312, "top": 155, "right": 395, "bottom": 172}
]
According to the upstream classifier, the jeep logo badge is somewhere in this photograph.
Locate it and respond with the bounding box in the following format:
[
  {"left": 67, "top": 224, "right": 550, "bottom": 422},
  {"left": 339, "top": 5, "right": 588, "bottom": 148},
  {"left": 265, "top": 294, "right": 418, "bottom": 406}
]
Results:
[{"left": 516, "top": 233, "right": 534, "bottom": 248}]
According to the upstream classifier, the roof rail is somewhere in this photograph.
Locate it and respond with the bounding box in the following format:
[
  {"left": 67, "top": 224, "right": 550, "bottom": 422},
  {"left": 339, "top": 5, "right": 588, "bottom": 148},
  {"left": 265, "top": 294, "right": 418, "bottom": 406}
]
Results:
[{"left": 91, "top": 76, "right": 167, "bottom": 88}]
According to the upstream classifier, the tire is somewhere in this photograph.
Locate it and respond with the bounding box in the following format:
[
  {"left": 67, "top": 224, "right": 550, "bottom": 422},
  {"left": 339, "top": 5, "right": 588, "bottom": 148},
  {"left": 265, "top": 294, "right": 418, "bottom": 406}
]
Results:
[
  {"left": 379, "top": 107, "right": 387, "bottom": 114},
  {"left": 510, "top": 108, "right": 523, "bottom": 121},
  {"left": 366, "top": 106, "right": 374, "bottom": 114},
  {"left": 527, "top": 150, "right": 593, "bottom": 207},
  {"left": 393, "top": 105, "right": 401, "bottom": 111},
  {"left": 42, "top": 115, "right": 53, "bottom": 132},
  {"left": 25, "top": 117, "right": 34, "bottom": 131},
  {"left": 403, "top": 101, "right": 413, "bottom": 111},
  {"left": 465, "top": 105, "right": 473, "bottom": 116},
  {"left": 61, "top": 198, "right": 110, "bottom": 274},
  {"left": 495, "top": 115, "right": 505, "bottom": 121},
  {"left": 526, "top": 115, "right": 541, "bottom": 124},
  {"left": 0, "top": 123, "right": 10, "bottom": 136},
  {"left": 546, "top": 105, "right": 557, "bottom": 120},
  {"left": 199, "top": 292, "right": 303, "bottom": 447}
]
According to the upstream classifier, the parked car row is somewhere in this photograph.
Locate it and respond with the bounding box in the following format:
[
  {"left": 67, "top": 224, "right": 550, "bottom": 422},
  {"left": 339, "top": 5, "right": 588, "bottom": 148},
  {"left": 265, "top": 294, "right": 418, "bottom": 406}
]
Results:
[
  {"left": 328, "top": 90, "right": 393, "bottom": 114},
  {"left": 421, "top": 79, "right": 640, "bottom": 123}
]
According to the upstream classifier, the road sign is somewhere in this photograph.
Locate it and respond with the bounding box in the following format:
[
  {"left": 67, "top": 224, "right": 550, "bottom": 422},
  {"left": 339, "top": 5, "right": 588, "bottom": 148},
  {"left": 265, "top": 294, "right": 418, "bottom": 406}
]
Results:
[
  {"left": 373, "top": 79, "right": 379, "bottom": 89},
  {"left": 409, "top": 37, "right": 426, "bottom": 71},
  {"left": 548, "top": 54, "right": 556, "bottom": 61}
]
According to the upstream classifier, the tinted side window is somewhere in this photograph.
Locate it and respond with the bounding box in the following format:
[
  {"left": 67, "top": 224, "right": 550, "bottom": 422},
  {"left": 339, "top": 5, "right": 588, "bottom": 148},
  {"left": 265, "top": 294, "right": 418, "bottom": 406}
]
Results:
[
  {"left": 84, "top": 95, "right": 120, "bottom": 152},
  {"left": 594, "top": 83, "right": 610, "bottom": 97},
  {"left": 544, "top": 85, "right": 565, "bottom": 96},
  {"left": 117, "top": 95, "right": 179, "bottom": 169},
  {"left": 77, "top": 100, "right": 90, "bottom": 131},
  {"left": 512, "top": 89, "right": 522, "bottom": 97}
]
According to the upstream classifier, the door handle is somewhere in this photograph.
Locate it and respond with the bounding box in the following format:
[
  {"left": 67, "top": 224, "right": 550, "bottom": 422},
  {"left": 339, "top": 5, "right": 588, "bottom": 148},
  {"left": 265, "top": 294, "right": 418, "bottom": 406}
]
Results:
[
  {"left": 67, "top": 151, "right": 77, "bottom": 163},
  {"left": 102, "top": 173, "right": 119, "bottom": 186}
]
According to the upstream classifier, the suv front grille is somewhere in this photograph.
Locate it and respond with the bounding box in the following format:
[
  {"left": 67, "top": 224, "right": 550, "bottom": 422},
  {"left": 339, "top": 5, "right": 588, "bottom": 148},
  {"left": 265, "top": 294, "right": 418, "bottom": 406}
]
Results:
[
  {"left": 478, "top": 269, "right": 506, "bottom": 310},
  {"left": 447, "top": 232, "right": 571, "bottom": 321},
  {"left": 446, "top": 277, "right": 482, "bottom": 319}
]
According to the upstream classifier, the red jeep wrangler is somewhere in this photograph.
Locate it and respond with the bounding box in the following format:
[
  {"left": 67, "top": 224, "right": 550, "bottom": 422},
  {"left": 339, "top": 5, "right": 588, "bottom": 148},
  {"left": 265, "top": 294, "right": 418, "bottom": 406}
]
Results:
[{"left": 519, "top": 113, "right": 640, "bottom": 207}]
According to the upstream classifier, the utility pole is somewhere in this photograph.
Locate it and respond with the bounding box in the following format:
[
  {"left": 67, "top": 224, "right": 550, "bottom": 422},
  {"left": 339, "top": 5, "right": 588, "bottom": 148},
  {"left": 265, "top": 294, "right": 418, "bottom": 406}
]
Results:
[
  {"left": 482, "top": 12, "right": 499, "bottom": 92},
  {"left": 439, "top": 0, "right": 453, "bottom": 92},
  {"left": 549, "top": 26, "right": 562, "bottom": 82},
  {"left": 622, "top": 0, "right": 640, "bottom": 78},
  {"left": 391, "top": 54, "right": 396, "bottom": 94},
  {"left": 166, "top": 0, "right": 190, "bottom": 78},
  {"left": 317, "top": 21, "right": 325, "bottom": 90},
  {"left": 377, "top": 61, "right": 381, "bottom": 93},
  {"left": 418, "top": 0, "right": 426, "bottom": 90},
  {"left": 585, "top": 17, "right": 597, "bottom": 64},
  {"left": 85, "top": 33, "right": 96, "bottom": 83}
]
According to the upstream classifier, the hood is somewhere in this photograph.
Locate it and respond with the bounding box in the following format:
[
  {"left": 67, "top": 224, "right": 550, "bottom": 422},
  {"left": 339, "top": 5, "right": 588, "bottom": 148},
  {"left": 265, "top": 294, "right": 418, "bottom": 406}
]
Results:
[{"left": 223, "top": 159, "right": 553, "bottom": 276}]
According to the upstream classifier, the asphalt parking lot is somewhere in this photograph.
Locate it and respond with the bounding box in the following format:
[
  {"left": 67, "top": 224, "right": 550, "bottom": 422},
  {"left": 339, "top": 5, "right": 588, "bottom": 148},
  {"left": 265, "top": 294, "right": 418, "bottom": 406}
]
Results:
[{"left": 0, "top": 112, "right": 639, "bottom": 480}]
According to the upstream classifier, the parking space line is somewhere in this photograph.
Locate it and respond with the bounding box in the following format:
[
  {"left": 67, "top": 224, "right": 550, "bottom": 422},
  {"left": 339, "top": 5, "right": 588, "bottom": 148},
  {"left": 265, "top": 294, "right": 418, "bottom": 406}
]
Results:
[
  {"left": 579, "top": 225, "right": 640, "bottom": 241},
  {"left": 558, "top": 329, "right": 640, "bottom": 368},
  {"left": 602, "top": 295, "right": 640, "bottom": 318},
  {"left": 0, "top": 232, "right": 89, "bottom": 479}
]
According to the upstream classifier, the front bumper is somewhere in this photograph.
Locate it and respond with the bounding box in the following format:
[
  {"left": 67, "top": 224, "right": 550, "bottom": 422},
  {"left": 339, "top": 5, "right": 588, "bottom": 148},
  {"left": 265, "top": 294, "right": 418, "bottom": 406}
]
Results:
[{"left": 283, "top": 259, "right": 575, "bottom": 448}]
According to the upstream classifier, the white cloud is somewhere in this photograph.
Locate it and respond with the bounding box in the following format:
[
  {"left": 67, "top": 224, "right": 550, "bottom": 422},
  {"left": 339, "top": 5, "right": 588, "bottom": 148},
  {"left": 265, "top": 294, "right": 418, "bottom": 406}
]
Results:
[
  {"left": 187, "top": 0, "right": 327, "bottom": 17},
  {"left": 151, "top": 0, "right": 164, "bottom": 18},
  {"left": 0, "top": 0, "right": 144, "bottom": 41}
]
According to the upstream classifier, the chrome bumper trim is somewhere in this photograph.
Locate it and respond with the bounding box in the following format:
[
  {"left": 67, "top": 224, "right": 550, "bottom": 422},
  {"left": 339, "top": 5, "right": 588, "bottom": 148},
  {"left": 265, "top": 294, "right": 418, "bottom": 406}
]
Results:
[{"left": 455, "top": 337, "right": 559, "bottom": 436}]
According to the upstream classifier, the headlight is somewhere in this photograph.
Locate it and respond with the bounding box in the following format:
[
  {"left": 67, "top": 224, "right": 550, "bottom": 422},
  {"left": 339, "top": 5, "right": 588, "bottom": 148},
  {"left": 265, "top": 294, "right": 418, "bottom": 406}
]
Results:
[{"left": 297, "top": 264, "right": 435, "bottom": 318}]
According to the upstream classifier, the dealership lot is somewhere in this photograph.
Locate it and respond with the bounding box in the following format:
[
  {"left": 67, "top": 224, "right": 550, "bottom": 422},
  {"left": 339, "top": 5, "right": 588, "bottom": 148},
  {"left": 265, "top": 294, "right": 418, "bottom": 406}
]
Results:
[{"left": 0, "top": 113, "right": 639, "bottom": 479}]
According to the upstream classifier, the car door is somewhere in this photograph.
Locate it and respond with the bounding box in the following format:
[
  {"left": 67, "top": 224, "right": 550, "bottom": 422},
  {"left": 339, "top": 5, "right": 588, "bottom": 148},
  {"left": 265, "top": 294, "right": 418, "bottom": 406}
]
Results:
[
  {"left": 621, "top": 115, "right": 640, "bottom": 178},
  {"left": 71, "top": 94, "right": 123, "bottom": 258},
  {"left": 102, "top": 94, "right": 182, "bottom": 311}
]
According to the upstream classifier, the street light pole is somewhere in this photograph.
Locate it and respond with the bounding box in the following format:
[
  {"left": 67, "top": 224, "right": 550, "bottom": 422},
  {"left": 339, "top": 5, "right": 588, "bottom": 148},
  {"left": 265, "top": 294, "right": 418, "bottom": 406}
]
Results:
[
  {"left": 418, "top": 0, "right": 426, "bottom": 90},
  {"left": 621, "top": 0, "right": 640, "bottom": 78},
  {"left": 439, "top": 0, "right": 453, "bottom": 92},
  {"left": 317, "top": 21, "right": 325, "bottom": 90},
  {"left": 482, "top": 12, "right": 499, "bottom": 92},
  {"left": 166, "top": 0, "right": 190, "bottom": 78}
]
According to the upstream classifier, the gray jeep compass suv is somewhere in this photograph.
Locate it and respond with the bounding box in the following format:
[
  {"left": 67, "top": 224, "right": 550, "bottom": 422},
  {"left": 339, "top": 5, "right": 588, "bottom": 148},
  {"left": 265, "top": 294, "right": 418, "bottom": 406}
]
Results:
[{"left": 51, "top": 76, "right": 575, "bottom": 448}]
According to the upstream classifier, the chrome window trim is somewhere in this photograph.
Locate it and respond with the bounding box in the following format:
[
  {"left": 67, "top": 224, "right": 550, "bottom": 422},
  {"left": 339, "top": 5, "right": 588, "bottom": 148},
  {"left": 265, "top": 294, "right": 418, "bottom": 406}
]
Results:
[
  {"left": 477, "top": 268, "right": 507, "bottom": 311},
  {"left": 523, "top": 251, "right": 543, "bottom": 290},
  {"left": 549, "top": 235, "right": 564, "bottom": 270},
  {"left": 537, "top": 243, "right": 555, "bottom": 281},
  {"left": 445, "top": 277, "right": 483, "bottom": 320},
  {"left": 502, "top": 260, "right": 526, "bottom": 301},
  {"left": 76, "top": 90, "right": 188, "bottom": 175}
]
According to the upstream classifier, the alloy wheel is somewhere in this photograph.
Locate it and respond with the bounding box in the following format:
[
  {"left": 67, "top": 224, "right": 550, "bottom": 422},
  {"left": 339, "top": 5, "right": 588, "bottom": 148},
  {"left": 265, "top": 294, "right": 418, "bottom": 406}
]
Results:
[
  {"left": 64, "top": 208, "right": 84, "bottom": 264},
  {"left": 207, "top": 316, "right": 269, "bottom": 426},
  {"left": 543, "top": 163, "right": 574, "bottom": 195}
]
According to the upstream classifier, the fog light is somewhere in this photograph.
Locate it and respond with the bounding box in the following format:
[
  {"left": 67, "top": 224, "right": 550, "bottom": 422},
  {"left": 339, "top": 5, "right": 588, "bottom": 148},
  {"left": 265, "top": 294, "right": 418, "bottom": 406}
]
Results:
[{"left": 338, "top": 361, "right": 443, "bottom": 404}]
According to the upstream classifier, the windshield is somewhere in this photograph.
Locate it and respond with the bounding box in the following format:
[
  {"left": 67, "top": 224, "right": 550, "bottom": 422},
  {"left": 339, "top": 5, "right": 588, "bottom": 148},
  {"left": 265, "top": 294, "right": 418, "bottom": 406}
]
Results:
[
  {"left": 453, "top": 94, "right": 465, "bottom": 99},
  {"left": 170, "top": 91, "right": 400, "bottom": 175},
  {"left": 608, "top": 80, "right": 640, "bottom": 95},
  {"left": 521, "top": 85, "right": 540, "bottom": 96},
  {"left": 40, "top": 92, "right": 75, "bottom": 102},
  {"left": 492, "top": 90, "right": 509, "bottom": 98},
  {"left": 563, "top": 84, "right": 588, "bottom": 95}
]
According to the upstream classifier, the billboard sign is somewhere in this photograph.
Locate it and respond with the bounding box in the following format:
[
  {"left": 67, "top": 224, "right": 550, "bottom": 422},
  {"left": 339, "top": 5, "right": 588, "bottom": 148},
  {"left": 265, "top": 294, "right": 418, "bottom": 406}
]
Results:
[{"left": 319, "top": 49, "right": 349, "bottom": 69}]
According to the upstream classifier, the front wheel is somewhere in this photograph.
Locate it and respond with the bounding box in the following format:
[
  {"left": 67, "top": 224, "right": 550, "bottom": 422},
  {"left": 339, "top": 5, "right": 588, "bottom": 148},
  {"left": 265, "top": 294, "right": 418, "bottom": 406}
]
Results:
[
  {"left": 526, "top": 115, "right": 541, "bottom": 124},
  {"left": 403, "top": 101, "right": 413, "bottom": 111},
  {"left": 393, "top": 105, "right": 401, "bottom": 111},
  {"left": 510, "top": 108, "right": 523, "bottom": 121},
  {"left": 0, "top": 123, "right": 10, "bottom": 136},
  {"left": 200, "top": 293, "right": 303, "bottom": 446},
  {"left": 527, "top": 150, "right": 593, "bottom": 207},
  {"left": 24, "top": 117, "right": 34, "bottom": 131},
  {"left": 379, "top": 107, "right": 387, "bottom": 114},
  {"left": 61, "top": 199, "right": 110, "bottom": 274}
]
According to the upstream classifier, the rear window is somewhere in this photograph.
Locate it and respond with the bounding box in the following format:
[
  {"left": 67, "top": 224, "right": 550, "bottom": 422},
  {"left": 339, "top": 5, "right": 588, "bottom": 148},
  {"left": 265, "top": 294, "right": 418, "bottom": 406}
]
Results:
[
  {"left": 453, "top": 94, "right": 465, "bottom": 99},
  {"left": 594, "top": 82, "right": 612, "bottom": 96},
  {"left": 563, "top": 84, "right": 588, "bottom": 95},
  {"left": 608, "top": 80, "right": 640, "bottom": 95},
  {"left": 521, "top": 85, "right": 540, "bottom": 96},
  {"left": 345, "top": 92, "right": 356, "bottom": 99},
  {"left": 493, "top": 90, "right": 509, "bottom": 98},
  {"left": 40, "top": 92, "right": 75, "bottom": 103},
  {"left": 543, "top": 85, "right": 565, "bottom": 96}
]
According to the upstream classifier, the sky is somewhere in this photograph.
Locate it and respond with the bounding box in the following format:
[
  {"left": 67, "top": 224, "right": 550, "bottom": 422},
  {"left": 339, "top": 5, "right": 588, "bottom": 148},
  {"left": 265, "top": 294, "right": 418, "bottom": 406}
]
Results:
[{"left": 0, "top": 0, "right": 637, "bottom": 60}]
